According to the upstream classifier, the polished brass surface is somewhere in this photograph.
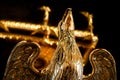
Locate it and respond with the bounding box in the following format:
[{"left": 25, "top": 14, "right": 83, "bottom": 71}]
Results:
[
  {"left": 1, "top": 6, "right": 116, "bottom": 80},
  {"left": 0, "top": 6, "right": 98, "bottom": 65}
]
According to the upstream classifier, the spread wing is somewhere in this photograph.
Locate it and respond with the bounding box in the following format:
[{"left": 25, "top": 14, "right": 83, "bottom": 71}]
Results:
[
  {"left": 83, "top": 49, "right": 117, "bottom": 80},
  {"left": 3, "top": 41, "right": 41, "bottom": 80}
]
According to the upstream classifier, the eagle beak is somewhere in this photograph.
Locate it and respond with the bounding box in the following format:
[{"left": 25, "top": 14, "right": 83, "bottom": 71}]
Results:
[{"left": 61, "top": 8, "right": 75, "bottom": 31}]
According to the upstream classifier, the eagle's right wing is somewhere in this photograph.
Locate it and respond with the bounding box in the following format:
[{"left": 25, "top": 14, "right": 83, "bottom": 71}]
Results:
[{"left": 3, "top": 41, "right": 41, "bottom": 80}]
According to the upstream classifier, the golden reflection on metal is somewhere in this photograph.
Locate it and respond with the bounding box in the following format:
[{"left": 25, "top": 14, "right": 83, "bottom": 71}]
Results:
[
  {"left": 2, "top": 7, "right": 117, "bottom": 80},
  {"left": 80, "top": 12, "right": 93, "bottom": 33},
  {"left": 31, "top": 6, "right": 51, "bottom": 37},
  {"left": 36, "top": 6, "right": 51, "bottom": 44},
  {"left": 0, "top": 21, "right": 9, "bottom": 32},
  {"left": 0, "top": 6, "right": 98, "bottom": 66},
  {"left": 40, "top": 6, "right": 51, "bottom": 26},
  {"left": 80, "top": 12, "right": 96, "bottom": 65}
]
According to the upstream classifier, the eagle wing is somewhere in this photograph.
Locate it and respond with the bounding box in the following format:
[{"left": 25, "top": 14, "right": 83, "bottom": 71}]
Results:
[
  {"left": 83, "top": 48, "right": 117, "bottom": 80},
  {"left": 3, "top": 41, "right": 41, "bottom": 80}
]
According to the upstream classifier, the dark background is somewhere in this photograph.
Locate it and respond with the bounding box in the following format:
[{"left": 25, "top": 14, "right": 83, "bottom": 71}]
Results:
[{"left": 0, "top": 0, "right": 119, "bottom": 79}]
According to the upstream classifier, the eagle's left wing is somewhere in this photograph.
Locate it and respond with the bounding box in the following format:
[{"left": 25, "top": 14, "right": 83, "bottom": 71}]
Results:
[{"left": 83, "top": 49, "right": 117, "bottom": 80}]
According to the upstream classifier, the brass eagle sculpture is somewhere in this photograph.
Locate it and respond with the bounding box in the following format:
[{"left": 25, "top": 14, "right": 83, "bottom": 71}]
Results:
[{"left": 3, "top": 8, "right": 116, "bottom": 80}]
